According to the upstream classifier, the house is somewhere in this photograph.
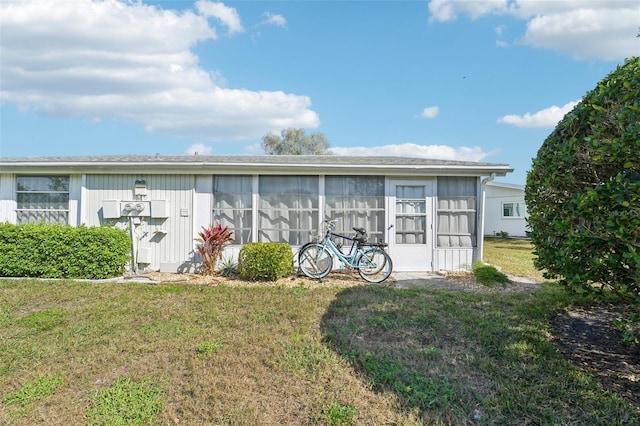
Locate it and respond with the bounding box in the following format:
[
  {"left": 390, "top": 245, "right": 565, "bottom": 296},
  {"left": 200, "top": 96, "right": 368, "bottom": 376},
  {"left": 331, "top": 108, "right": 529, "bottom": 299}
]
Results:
[
  {"left": 0, "top": 155, "right": 512, "bottom": 272},
  {"left": 484, "top": 181, "right": 528, "bottom": 238}
]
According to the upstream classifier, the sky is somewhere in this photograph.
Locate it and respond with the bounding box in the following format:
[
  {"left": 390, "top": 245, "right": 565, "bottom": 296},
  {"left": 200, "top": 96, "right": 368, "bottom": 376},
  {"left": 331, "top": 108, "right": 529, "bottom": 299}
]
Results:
[{"left": 1, "top": 0, "right": 639, "bottom": 185}]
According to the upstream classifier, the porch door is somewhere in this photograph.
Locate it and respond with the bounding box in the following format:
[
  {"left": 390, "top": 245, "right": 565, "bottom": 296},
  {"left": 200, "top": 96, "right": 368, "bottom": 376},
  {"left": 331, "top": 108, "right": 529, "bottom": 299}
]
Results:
[{"left": 389, "top": 180, "right": 434, "bottom": 271}]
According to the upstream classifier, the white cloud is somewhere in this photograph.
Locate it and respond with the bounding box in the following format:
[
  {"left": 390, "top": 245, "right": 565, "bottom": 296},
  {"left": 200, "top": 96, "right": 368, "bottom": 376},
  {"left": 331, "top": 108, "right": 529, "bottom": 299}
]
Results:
[
  {"left": 0, "top": 0, "right": 319, "bottom": 141},
  {"left": 497, "top": 100, "right": 579, "bottom": 128},
  {"left": 185, "top": 143, "right": 213, "bottom": 155},
  {"left": 428, "top": 0, "right": 639, "bottom": 61},
  {"left": 521, "top": 7, "right": 637, "bottom": 61},
  {"left": 429, "top": 0, "right": 508, "bottom": 22},
  {"left": 420, "top": 106, "right": 440, "bottom": 119},
  {"left": 332, "top": 143, "right": 494, "bottom": 162},
  {"left": 196, "top": 0, "right": 243, "bottom": 35},
  {"left": 262, "top": 12, "right": 287, "bottom": 28}
]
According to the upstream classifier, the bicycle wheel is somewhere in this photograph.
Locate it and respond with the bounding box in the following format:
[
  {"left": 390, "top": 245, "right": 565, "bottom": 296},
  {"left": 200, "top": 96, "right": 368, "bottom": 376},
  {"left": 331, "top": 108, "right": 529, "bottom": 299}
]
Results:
[
  {"left": 298, "top": 244, "right": 332, "bottom": 279},
  {"left": 357, "top": 247, "right": 393, "bottom": 283}
]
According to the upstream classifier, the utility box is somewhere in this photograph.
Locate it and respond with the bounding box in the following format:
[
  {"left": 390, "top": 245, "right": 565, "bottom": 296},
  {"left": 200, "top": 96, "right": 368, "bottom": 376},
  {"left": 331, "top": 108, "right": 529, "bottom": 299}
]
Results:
[
  {"left": 150, "top": 200, "right": 170, "bottom": 218},
  {"left": 102, "top": 200, "right": 121, "bottom": 219},
  {"left": 137, "top": 247, "right": 152, "bottom": 264}
]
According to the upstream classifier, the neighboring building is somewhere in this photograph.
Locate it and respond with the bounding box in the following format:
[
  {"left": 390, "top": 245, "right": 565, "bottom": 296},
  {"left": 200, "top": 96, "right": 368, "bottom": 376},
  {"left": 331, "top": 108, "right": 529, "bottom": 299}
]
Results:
[
  {"left": 0, "top": 155, "right": 512, "bottom": 272},
  {"left": 484, "top": 181, "right": 528, "bottom": 238}
]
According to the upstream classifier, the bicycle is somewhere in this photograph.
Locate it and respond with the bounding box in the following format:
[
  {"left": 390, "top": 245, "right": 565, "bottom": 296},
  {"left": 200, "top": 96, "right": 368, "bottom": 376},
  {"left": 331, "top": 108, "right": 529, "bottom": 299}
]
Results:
[{"left": 298, "top": 220, "right": 393, "bottom": 283}]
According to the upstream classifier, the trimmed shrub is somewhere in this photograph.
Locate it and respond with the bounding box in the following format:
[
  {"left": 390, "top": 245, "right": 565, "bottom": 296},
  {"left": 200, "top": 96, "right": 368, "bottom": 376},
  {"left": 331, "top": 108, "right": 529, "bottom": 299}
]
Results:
[
  {"left": 525, "top": 57, "right": 640, "bottom": 299},
  {"left": 237, "top": 242, "right": 293, "bottom": 281},
  {"left": 0, "top": 223, "right": 130, "bottom": 279}
]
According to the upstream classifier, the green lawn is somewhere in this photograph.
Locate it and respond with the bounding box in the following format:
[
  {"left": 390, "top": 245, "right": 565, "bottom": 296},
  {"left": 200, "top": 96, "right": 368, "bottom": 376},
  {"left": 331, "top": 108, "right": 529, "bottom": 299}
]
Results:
[
  {"left": 483, "top": 237, "right": 547, "bottom": 282},
  {"left": 1, "top": 275, "right": 637, "bottom": 425}
]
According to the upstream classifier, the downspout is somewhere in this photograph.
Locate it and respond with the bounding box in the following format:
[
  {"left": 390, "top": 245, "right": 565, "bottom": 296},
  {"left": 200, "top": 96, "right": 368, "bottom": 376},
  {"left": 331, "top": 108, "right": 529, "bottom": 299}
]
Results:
[{"left": 478, "top": 173, "right": 496, "bottom": 263}]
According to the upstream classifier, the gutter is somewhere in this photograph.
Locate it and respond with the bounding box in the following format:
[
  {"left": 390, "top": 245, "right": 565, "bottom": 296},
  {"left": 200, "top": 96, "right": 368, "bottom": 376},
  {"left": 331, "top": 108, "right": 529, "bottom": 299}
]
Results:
[{"left": 0, "top": 160, "right": 513, "bottom": 177}]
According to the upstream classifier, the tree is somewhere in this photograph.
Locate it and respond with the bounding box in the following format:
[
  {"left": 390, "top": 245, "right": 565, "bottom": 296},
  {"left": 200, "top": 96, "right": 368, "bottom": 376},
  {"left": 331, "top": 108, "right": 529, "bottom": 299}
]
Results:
[
  {"left": 525, "top": 57, "right": 640, "bottom": 299},
  {"left": 262, "top": 128, "right": 332, "bottom": 155}
]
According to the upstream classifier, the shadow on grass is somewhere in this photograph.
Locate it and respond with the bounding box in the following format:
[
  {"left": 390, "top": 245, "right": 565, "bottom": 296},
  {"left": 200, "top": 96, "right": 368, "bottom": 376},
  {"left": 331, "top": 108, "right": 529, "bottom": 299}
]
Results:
[
  {"left": 319, "top": 284, "right": 640, "bottom": 425},
  {"left": 319, "top": 285, "right": 483, "bottom": 424}
]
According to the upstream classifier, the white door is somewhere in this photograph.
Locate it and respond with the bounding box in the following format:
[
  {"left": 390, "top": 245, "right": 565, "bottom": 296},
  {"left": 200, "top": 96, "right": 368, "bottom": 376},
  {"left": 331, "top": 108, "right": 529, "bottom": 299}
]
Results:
[{"left": 388, "top": 180, "right": 434, "bottom": 271}]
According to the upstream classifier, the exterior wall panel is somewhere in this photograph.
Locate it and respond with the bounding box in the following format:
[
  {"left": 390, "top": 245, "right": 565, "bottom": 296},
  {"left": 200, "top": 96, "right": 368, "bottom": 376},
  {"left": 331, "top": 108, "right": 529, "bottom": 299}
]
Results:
[
  {"left": 434, "top": 248, "right": 476, "bottom": 271},
  {"left": 85, "top": 174, "right": 194, "bottom": 272},
  {"left": 0, "top": 174, "right": 16, "bottom": 223},
  {"left": 484, "top": 183, "right": 528, "bottom": 237}
]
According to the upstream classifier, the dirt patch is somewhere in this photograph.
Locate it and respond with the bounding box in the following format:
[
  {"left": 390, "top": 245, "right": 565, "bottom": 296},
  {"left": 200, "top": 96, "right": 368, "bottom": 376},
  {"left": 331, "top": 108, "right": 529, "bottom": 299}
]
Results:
[
  {"left": 551, "top": 305, "right": 640, "bottom": 407},
  {"left": 444, "top": 271, "right": 542, "bottom": 293},
  {"left": 138, "top": 269, "right": 376, "bottom": 288}
]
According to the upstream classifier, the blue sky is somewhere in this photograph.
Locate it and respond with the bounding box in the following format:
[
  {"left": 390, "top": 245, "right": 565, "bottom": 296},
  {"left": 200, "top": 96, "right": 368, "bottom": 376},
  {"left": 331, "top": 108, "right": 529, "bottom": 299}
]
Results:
[{"left": 1, "top": 1, "right": 638, "bottom": 184}]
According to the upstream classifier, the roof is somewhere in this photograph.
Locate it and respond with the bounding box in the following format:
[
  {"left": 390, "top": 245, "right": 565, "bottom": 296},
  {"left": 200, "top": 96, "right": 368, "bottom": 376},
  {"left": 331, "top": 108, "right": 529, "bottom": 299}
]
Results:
[
  {"left": 486, "top": 181, "right": 525, "bottom": 190},
  {"left": 0, "top": 155, "right": 513, "bottom": 177}
]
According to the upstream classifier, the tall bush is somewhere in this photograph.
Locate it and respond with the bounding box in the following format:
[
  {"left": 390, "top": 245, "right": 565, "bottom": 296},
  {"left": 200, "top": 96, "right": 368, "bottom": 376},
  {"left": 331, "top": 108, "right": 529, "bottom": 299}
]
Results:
[
  {"left": 525, "top": 57, "right": 640, "bottom": 299},
  {"left": 0, "top": 223, "right": 130, "bottom": 279}
]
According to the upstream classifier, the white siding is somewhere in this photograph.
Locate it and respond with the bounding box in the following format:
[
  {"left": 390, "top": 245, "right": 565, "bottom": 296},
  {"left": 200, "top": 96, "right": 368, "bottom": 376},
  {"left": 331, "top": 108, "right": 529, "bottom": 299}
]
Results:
[
  {"left": 68, "top": 175, "right": 82, "bottom": 226},
  {"left": 434, "top": 248, "right": 476, "bottom": 271},
  {"left": 484, "top": 183, "right": 528, "bottom": 237},
  {"left": 0, "top": 174, "right": 16, "bottom": 223},
  {"left": 85, "top": 174, "right": 195, "bottom": 272}
]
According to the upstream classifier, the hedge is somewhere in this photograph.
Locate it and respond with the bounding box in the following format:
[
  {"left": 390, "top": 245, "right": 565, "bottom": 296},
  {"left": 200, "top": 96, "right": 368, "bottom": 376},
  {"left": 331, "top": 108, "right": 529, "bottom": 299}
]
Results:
[{"left": 0, "top": 223, "right": 131, "bottom": 279}]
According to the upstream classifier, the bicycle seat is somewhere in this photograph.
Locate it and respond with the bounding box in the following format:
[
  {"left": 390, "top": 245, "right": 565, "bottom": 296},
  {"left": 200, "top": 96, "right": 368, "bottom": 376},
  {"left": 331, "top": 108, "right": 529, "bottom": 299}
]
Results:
[{"left": 352, "top": 227, "right": 366, "bottom": 234}]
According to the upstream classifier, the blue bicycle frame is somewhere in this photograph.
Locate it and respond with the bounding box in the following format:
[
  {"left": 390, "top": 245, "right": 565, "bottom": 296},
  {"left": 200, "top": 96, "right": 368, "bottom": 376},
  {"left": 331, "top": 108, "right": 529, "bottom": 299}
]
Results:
[{"left": 298, "top": 219, "right": 393, "bottom": 282}]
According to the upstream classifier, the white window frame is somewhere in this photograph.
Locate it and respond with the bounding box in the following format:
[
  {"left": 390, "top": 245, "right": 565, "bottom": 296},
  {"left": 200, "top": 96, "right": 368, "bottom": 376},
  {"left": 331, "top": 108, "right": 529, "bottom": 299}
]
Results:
[
  {"left": 212, "top": 175, "right": 253, "bottom": 244},
  {"left": 436, "top": 177, "right": 478, "bottom": 248},
  {"left": 257, "top": 175, "right": 319, "bottom": 245},
  {"left": 394, "top": 185, "right": 427, "bottom": 245},
  {"left": 324, "top": 175, "right": 385, "bottom": 241},
  {"left": 15, "top": 176, "right": 70, "bottom": 225},
  {"left": 501, "top": 201, "right": 527, "bottom": 219}
]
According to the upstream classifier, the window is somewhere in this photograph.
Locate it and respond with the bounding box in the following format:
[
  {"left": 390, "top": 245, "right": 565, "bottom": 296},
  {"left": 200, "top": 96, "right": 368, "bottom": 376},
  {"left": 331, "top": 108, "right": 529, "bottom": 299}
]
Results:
[
  {"left": 437, "top": 177, "right": 477, "bottom": 247},
  {"left": 395, "top": 185, "right": 426, "bottom": 244},
  {"left": 502, "top": 202, "right": 527, "bottom": 218},
  {"left": 258, "top": 176, "right": 318, "bottom": 245},
  {"left": 213, "top": 176, "right": 252, "bottom": 244},
  {"left": 16, "top": 176, "right": 70, "bottom": 224},
  {"left": 325, "top": 176, "right": 384, "bottom": 241}
]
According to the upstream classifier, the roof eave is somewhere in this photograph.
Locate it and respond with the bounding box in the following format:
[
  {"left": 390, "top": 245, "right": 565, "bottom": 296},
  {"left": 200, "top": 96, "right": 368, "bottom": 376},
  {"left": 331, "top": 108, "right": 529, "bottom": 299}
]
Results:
[{"left": 0, "top": 160, "right": 513, "bottom": 176}]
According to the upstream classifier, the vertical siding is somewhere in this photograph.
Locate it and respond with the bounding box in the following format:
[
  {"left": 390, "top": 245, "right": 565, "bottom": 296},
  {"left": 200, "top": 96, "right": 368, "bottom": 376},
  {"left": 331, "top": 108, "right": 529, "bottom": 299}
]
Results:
[
  {"left": 68, "top": 175, "right": 82, "bottom": 226},
  {"left": 434, "top": 248, "right": 476, "bottom": 271},
  {"left": 150, "top": 175, "right": 195, "bottom": 272},
  {"left": 0, "top": 173, "right": 16, "bottom": 223},
  {"left": 85, "top": 174, "right": 195, "bottom": 272}
]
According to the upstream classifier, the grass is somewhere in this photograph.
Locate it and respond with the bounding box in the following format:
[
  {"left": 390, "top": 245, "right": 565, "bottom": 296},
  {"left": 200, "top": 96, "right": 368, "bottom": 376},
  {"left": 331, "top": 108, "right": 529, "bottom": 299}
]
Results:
[
  {"left": 87, "top": 377, "right": 163, "bottom": 426},
  {"left": 1, "top": 242, "right": 638, "bottom": 424},
  {"left": 472, "top": 261, "right": 510, "bottom": 287},
  {"left": 3, "top": 374, "right": 63, "bottom": 407},
  {"left": 483, "top": 237, "right": 547, "bottom": 281}
]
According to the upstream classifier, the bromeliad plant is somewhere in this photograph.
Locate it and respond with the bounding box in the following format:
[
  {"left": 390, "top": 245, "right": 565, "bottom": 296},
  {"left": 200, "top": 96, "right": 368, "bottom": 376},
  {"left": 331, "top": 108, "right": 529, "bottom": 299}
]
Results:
[{"left": 195, "top": 224, "right": 234, "bottom": 275}]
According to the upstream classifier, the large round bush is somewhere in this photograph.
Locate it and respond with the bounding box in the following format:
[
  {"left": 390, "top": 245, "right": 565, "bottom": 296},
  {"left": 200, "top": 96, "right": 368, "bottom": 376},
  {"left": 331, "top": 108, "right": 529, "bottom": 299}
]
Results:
[{"left": 525, "top": 57, "right": 639, "bottom": 299}]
